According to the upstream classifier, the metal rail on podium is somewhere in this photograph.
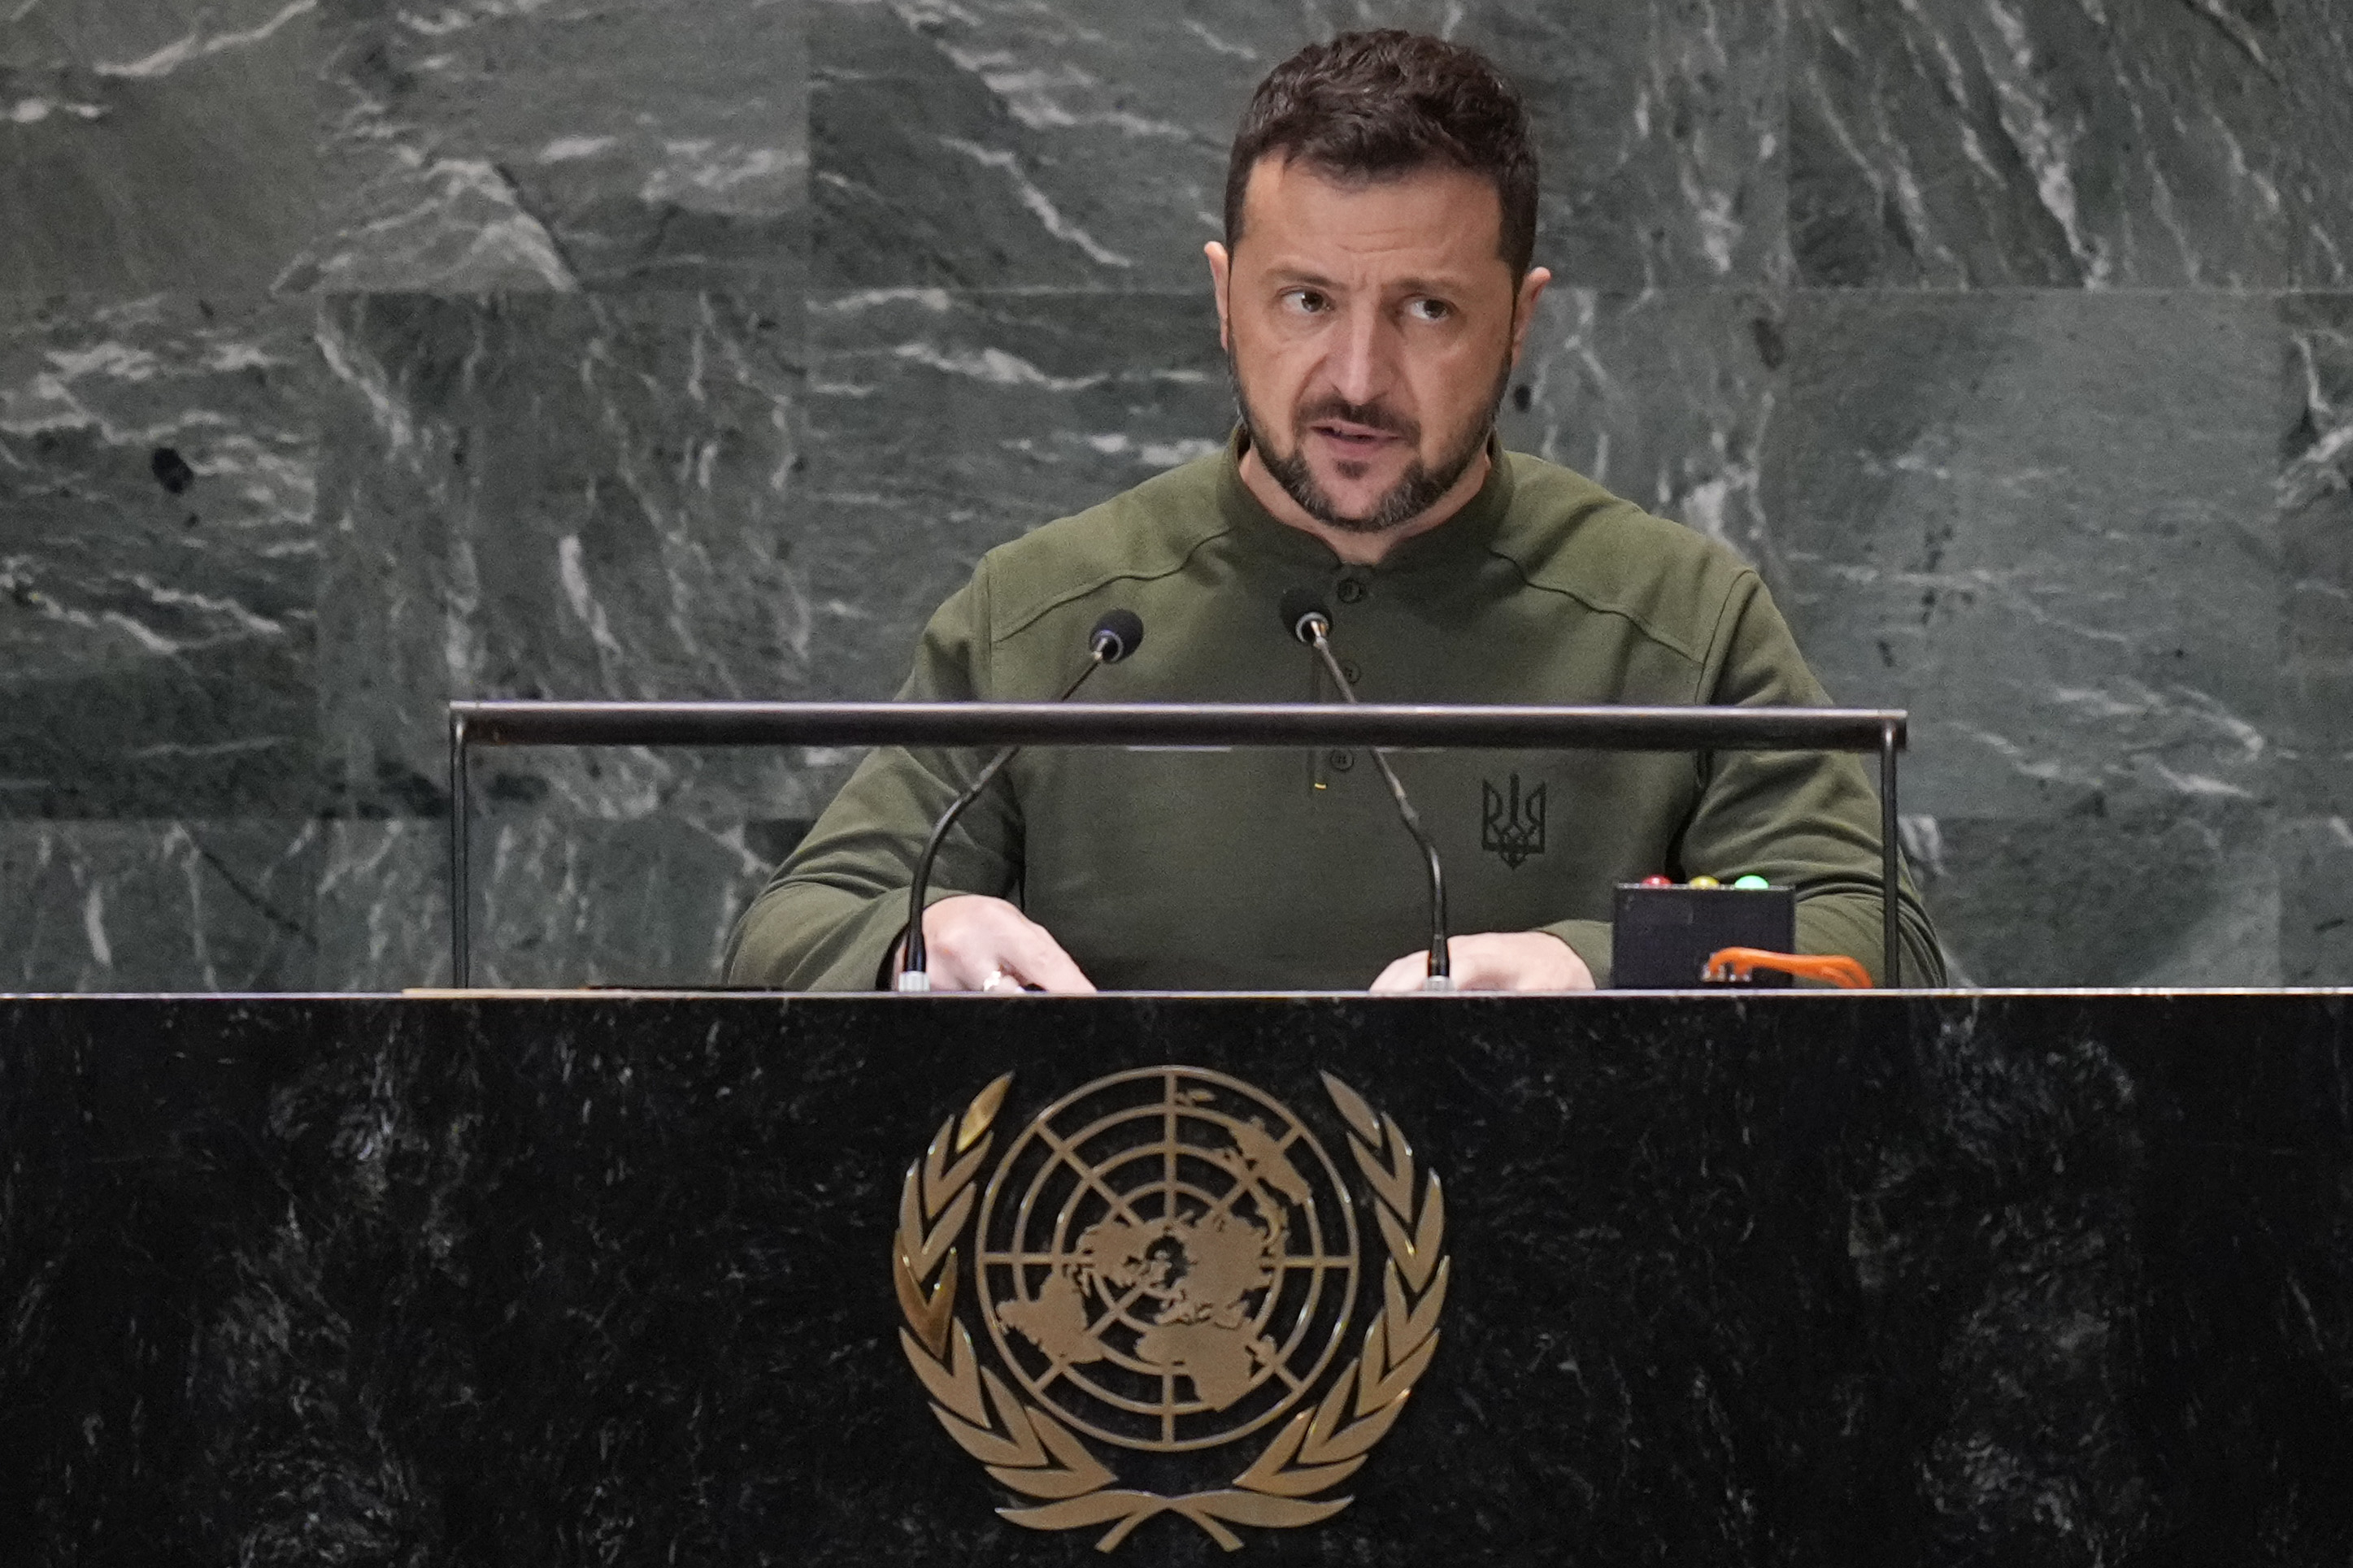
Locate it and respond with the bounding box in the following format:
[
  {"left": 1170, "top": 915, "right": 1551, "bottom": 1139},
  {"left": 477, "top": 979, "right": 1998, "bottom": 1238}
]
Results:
[{"left": 444, "top": 701, "right": 1908, "bottom": 988}]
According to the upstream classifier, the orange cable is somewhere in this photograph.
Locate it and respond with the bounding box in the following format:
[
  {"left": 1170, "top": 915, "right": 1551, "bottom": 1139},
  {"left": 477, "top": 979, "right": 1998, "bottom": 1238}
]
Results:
[{"left": 1702, "top": 947, "right": 1874, "bottom": 989}]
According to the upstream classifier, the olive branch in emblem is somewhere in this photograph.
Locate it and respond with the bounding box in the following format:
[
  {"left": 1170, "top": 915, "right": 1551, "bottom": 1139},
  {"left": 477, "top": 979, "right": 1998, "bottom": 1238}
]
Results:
[{"left": 894, "top": 1071, "right": 1448, "bottom": 1553}]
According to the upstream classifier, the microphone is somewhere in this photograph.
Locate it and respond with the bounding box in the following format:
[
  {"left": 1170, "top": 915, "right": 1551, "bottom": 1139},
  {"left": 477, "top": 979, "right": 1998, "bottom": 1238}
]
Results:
[
  {"left": 1088, "top": 607, "right": 1142, "bottom": 663},
  {"left": 1281, "top": 589, "right": 1452, "bottom": 990},
  {"left": 895, "top": 607, "right": 1144, "bottom": 991},
  {"left": 1278, "top": 587, "right": 1328, "bottom": 648}
]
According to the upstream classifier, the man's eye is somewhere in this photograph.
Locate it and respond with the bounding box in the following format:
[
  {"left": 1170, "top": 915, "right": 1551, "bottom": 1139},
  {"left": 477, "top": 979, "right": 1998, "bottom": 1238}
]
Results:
[
  {"left": 1407, "top": 298, "right": 1452, "bottom": 323},
  {"left": 1283, "top": 289, "right": 1329, "bottom": 314}
]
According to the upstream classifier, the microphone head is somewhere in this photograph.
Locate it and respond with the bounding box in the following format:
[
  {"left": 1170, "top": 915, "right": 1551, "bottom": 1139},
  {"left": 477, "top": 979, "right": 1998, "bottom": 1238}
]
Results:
[
  {"left": 1089, "top": 607, "right": 1144, "bottom": 662},
  {"left": 1278, "top": 587, "right": 1330, "bottom": 645}
]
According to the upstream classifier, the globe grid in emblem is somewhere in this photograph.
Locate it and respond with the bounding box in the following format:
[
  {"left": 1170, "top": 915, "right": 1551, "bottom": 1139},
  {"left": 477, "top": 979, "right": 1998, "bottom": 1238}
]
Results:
[{"left": 975, "top": 1067, "right": 1361, "bottom": 1453}]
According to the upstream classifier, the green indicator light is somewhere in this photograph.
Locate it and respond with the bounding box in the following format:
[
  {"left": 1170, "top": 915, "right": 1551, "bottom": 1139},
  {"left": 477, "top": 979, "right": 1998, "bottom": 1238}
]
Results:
[{"left": 1732, "top": 875, "right": 1770, "bottom": 890}]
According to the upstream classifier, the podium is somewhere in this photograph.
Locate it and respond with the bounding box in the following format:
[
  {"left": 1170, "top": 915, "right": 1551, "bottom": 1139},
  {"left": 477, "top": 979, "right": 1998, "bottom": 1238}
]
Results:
[{"left": 4, "top": 990, "right": 2350, "bottom": 1563}]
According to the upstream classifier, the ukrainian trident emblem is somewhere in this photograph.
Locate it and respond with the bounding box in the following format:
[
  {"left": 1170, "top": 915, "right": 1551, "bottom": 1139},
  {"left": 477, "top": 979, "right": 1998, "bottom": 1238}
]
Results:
[
  {"left": 1481, "top": 773, "right": 1546, "bottom": 868},
  {"left": 892, "top": 1067, "right": 1449, "bottom": 1551}
]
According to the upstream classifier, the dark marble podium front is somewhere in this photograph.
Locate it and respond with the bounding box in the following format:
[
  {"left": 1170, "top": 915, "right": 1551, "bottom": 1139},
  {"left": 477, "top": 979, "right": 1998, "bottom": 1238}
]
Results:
[{"left": 2, "top": 992, "right": 2349, "bottom": 1565}]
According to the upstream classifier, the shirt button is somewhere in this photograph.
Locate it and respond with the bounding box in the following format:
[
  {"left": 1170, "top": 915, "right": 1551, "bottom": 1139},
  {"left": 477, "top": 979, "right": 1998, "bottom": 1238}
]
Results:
[
  {"left": 1327, "top": 749, "right": 1355, "bottom": 771},
  {"left": 1339, "top": 659, "right": 1360, "bottom": 684},
  {"left": 1335, "top": 579, "right": 1367, "bottom": 605}
]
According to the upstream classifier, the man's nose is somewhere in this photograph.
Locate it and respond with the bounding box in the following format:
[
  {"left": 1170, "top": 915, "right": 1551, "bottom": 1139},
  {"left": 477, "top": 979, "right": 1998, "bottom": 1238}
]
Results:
[{"left": 1323, "top": 302, "right": 1398, "bottom": 407}]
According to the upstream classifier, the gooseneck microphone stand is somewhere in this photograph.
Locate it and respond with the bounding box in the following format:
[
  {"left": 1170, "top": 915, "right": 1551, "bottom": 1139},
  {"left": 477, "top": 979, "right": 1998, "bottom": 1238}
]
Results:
[
  {"left": 894, "top": 609, "right": 1143, "bottom": 992},
  {"left": 1280, "top": 589, "right": 1452, "bottom": 991}
]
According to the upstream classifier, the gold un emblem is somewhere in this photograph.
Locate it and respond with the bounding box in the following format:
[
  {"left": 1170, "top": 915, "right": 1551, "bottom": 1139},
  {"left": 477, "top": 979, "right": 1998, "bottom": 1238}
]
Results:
[{"left": 892, "top": 1066, "right": 1450, "bottom": 1552}]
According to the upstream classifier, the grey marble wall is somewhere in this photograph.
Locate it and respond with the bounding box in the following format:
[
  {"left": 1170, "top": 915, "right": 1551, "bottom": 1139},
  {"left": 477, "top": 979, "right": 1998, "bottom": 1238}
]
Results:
[{"left": 2, "top": 0, "right": 2347, "bottom": 988}]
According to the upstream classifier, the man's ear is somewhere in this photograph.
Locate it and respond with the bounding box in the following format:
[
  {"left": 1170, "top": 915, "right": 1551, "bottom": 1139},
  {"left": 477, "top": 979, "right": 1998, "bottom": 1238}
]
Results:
[
  {"left": 1205, "top": 241, "right": 1233, "bottom": 353},
  {"left": 1509, "top": 266, "right": 1551, "bottom": 366}
]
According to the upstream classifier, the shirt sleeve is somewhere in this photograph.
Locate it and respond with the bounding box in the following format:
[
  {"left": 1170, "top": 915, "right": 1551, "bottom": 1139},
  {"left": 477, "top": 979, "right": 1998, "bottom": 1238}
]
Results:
[
  {"left": 723, "top": 565, "right": 1022, "bottom": 990},
  {"left": 1535, "top": 917, "right": 1617, "bottom": 986},
  {"left": 1647, "top": 570, "right": 1945, "bottom": 987}
]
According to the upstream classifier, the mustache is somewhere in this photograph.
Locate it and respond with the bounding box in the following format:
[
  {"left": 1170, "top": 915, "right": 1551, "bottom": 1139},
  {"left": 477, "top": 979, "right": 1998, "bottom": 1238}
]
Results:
[{"left": 1295, "top": 396, "right": 1420, "bottom": 443}]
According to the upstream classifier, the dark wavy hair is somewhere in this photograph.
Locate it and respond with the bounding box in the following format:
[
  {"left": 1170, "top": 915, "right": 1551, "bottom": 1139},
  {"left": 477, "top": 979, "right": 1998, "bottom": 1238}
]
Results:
[{"left": 1224, "top": 30, "right": 1539, "bottom": 279}]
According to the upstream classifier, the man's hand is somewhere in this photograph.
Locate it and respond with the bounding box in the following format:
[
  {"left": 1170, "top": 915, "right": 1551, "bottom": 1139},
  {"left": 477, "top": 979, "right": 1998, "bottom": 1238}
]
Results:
[
  {"left": 905, "top": 894, "right": 1097, "bottom": 994},
  {"left": 1368, "top": 931, "right": 1596, "bottom": 993}
]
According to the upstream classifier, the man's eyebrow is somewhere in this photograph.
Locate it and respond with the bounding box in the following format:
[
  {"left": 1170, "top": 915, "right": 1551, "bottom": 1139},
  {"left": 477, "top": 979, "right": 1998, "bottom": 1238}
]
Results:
[
  {"left": 1259, "top": 266, "right": 1475, "bottom": 296},
  {"left": 1262, "top": 265, "right": 1341, "bottom": 289}
]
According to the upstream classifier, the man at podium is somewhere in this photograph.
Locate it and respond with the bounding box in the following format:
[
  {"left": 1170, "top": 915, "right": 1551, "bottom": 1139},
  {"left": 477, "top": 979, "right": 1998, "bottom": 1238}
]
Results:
[{"left": 728, "top": 31, "right": 1942, "bottom": 994}]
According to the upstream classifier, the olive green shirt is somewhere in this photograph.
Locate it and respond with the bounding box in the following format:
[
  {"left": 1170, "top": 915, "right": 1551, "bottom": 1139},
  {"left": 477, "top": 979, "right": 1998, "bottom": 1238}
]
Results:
[{"left": 727, "top": 437, "right": 1942, "bottom": 990}]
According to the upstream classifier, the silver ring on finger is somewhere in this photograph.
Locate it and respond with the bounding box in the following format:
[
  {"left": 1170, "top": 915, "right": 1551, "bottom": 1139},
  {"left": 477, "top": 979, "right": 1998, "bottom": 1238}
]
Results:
[{"left": 981, "top": 967, "right": 1018, "bottom": 992}]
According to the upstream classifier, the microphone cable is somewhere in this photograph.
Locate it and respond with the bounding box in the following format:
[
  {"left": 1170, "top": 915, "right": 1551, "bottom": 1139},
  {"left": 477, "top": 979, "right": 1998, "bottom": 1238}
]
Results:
[
  {"left": 1279, "top": 588, "right": 1451, "bottom": 990},
  {"left": 895, "top": 608, "right": 1142, "bottom": 991}
]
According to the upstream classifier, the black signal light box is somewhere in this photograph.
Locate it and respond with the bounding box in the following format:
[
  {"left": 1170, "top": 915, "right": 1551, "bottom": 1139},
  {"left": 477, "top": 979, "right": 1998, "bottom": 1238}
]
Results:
[{"left": 1611, "top": 881, "right": 1797, "bottom": 988}]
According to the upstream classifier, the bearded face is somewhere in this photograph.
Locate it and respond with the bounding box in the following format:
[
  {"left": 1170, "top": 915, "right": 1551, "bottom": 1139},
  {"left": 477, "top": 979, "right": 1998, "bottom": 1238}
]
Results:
[{"left": 1212, "top": 154, "right": 1541, "bottom": 540}]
